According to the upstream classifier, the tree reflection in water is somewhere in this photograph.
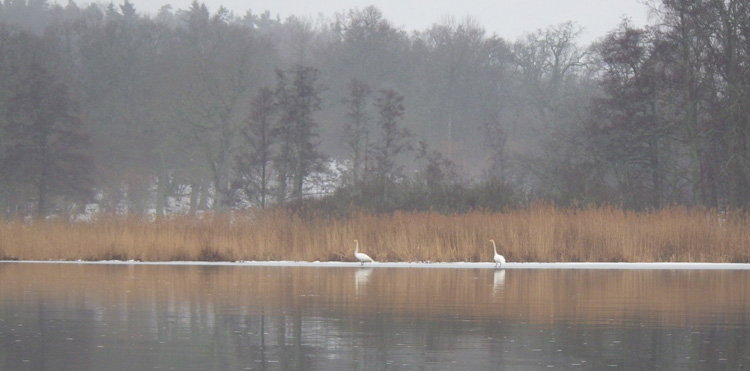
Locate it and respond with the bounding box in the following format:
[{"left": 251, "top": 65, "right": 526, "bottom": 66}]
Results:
[{"left": 0, "top": 263, "right": 748, "bottom": 370}]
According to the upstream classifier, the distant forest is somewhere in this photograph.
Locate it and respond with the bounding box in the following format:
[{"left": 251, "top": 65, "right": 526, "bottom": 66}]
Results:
[{"left": 1, "top": 0, "right": 750, "bottom": 217}]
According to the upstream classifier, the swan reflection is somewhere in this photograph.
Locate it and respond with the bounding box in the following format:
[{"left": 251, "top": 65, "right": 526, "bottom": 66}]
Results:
[
  {"left": 493, "top": 269, "right": 506, "bottom": 295},
  {"left": 354, "top": 268, "right": 373, "bottom": 293}
]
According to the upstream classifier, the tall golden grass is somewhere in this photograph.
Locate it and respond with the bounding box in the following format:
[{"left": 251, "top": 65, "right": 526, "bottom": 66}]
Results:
[{"left": 0, "top": 203, "right": 748, "bottom": 262}]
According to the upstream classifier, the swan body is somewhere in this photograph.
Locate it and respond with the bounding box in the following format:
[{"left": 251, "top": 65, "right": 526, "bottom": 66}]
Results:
[
  {"left": 354, "top": 239, "right": 374, "bottom": 266},
  {"left": 490, "top": 239, "right": 506, "bottom": 267}
]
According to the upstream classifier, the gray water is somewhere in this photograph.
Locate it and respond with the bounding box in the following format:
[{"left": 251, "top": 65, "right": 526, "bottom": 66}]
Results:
[{"left": 0, "top": 263, "right": 748, "bottom": 370}]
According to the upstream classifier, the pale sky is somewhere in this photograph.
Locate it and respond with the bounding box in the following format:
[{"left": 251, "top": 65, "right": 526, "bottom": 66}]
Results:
[{"left": 126, "top": 0, "right": 653, "bottom": 44}]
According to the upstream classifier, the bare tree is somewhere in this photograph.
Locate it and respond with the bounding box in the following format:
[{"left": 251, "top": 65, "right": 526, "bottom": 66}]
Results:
[
  {"left": 341, "top": 78, "right": 372, "bottom": 185},
  {"left": 507, "top": 22, "right": 591, "bottom": 203},
  {"left": 371, "top": 88, "right": 412, "bottom": 199},
  {"left": 176, "top": 3, "right": 271, "bottom": 210},
  {"left": 480, "top": 113, "right": 509, "bottom": 181},
  {"left": 585, "top": 22, "right": 674, "bottom": 209},
  {"left": 274, "top": 65, "right": 326, "bottom": 202},
  {"left": 234, "top": 87, "right": 277, "bottom": 208},
  {"left": 417, "top": 17, "right": 486, "bottom": 156}
]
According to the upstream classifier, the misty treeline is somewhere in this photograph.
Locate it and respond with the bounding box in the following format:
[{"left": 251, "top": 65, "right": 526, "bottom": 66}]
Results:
[{"left": 1, "top": 0, "right": 750, "bottom": 218}]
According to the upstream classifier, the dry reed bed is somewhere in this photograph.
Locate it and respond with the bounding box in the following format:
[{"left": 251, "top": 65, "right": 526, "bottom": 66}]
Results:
[
  {"left": 0, "top": 204, "right": 748, "bottom": 262},
  {"left": 1, "top": 263, "right": 747, "bottom": 326}
]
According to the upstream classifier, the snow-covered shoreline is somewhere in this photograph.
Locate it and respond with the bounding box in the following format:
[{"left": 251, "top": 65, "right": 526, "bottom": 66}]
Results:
[{"left": 2, "top": 260, "right": 750, "bottom": 270}]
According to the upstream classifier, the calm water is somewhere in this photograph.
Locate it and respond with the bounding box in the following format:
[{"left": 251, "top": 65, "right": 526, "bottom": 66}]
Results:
[{"left": 0, "top": 263, "right": 748, "bottom": 370}]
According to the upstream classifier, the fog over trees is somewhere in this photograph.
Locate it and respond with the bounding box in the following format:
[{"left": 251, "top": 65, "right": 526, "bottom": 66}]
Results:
[{"left": 1, "top": 0, "right": 750, "bottom": 217}]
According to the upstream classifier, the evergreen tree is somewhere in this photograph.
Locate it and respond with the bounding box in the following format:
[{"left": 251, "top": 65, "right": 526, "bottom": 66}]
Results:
[{"left": 1, "top": 62, "right": 93, "bottom": 216}]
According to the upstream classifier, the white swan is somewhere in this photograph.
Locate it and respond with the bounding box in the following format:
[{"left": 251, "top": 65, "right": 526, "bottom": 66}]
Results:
[
  {"left": 490, "top": 239, "right": 506, "bottom": 267},
  {"left": 354, "top": 239, "right": 374, "bottom": 266}
]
